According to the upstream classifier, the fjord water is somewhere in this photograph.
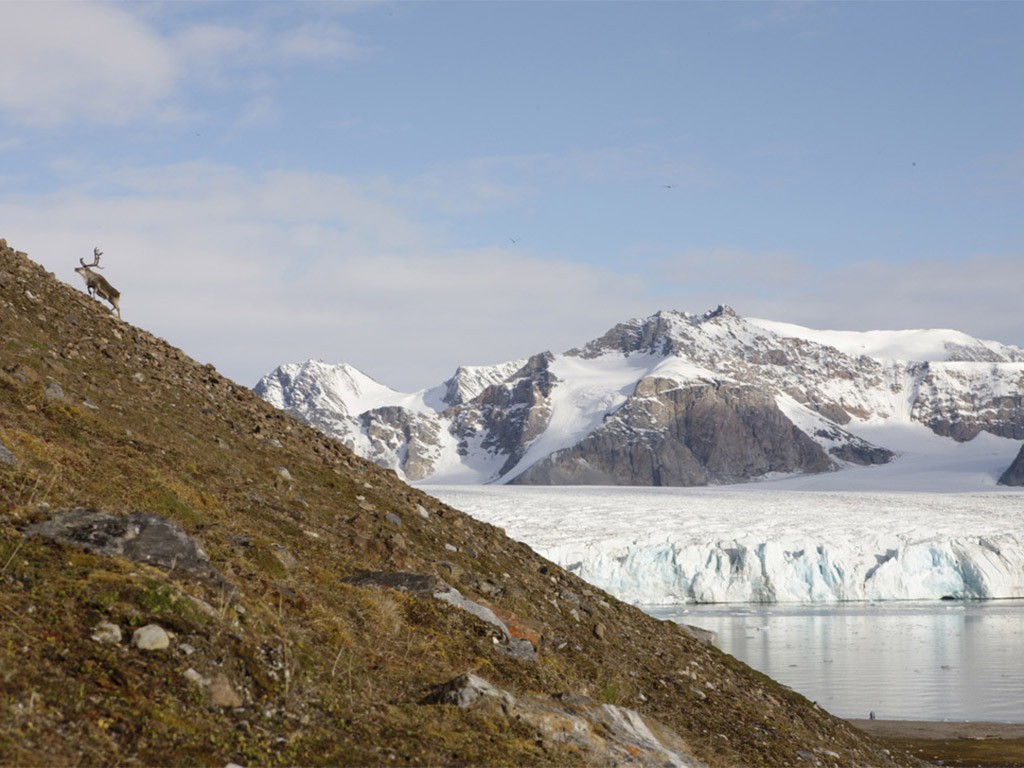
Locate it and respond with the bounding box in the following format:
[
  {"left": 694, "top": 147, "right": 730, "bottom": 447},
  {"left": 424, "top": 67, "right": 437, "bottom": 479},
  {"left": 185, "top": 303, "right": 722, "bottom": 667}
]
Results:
[
  {"left": 648, "top": 600, "right": 1024, "bottom": 722},
  {"left": 425, "top": 474, "right": 1024, "bottom": 722}
]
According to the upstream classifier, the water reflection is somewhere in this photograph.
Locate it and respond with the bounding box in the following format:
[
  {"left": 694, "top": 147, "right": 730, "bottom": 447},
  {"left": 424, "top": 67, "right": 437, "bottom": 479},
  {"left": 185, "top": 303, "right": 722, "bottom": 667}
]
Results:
[{"left": 647, "top": 600, "right": 1024, "bottom": 722}]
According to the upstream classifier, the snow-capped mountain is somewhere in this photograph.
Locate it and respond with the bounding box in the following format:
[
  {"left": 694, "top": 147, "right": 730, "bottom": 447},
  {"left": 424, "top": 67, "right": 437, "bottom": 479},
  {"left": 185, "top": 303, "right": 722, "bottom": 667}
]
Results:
[{"left": 255, "top": 306, "right": 1024, "bottom": 486}]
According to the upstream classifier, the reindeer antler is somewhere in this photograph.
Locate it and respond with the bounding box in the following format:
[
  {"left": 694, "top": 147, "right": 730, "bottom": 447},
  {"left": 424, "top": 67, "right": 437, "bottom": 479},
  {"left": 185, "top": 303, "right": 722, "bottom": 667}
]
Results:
[{"left": 80, "top": 248, "right": 104, "bottom": 269}]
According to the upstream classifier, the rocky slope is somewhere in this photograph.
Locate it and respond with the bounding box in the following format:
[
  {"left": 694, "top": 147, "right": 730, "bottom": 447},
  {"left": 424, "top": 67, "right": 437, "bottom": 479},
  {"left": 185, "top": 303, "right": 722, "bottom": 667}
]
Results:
[
  {"left": 257, "top": 307, "right": 1024, "bottom": 486},
  {"left": 0, "top": 239, "right": 920, "bottom": 766}
]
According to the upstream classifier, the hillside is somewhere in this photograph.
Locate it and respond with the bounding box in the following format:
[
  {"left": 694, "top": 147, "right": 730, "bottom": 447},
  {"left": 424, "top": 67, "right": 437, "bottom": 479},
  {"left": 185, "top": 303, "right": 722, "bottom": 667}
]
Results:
[
  {"left": 257, "top": 307, "right": 1024, "bottom": 487},
  {"left": 0, "top": 238, "right": 918, "bottom": 767}
]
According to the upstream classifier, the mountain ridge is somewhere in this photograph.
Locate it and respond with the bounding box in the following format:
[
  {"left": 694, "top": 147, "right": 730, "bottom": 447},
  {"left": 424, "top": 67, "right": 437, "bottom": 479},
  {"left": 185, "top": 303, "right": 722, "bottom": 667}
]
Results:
[{"left": 257, "top": 305, "right": 1024, "bottom": 487}]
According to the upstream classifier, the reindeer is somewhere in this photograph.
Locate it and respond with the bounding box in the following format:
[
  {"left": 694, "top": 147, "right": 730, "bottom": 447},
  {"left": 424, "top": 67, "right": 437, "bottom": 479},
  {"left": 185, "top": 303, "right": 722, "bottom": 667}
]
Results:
[{"left": 75, "top": 247, "right": 121, "bottom": 318}]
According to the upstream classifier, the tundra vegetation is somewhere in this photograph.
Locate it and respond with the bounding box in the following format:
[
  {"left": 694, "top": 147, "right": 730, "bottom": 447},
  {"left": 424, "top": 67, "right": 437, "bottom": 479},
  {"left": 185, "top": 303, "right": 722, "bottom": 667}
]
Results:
[{"left": 0, "top": 238, "right": 921, "bottom": 766}]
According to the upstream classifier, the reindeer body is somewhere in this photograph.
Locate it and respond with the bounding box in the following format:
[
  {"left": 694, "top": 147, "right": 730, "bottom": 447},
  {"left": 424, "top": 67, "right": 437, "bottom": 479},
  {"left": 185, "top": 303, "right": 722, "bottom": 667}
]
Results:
[{"left": 75, "top": 248, "right": 121, "bottom": 318}]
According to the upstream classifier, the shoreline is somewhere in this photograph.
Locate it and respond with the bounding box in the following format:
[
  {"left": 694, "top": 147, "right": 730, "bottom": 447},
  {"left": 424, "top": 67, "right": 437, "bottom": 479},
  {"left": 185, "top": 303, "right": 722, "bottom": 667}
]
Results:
[
  {"left": 848, "top": 720, "right": 1024, "bottom": 740},
  {"left": 848, "top": 720, "right": 1024, "bottom": 767}
]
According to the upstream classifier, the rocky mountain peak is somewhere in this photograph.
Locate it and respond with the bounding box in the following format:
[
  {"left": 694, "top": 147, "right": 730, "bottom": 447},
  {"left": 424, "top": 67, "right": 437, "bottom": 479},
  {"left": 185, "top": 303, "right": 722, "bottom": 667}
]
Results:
[{"left": 258, "top": 301, "right": 1024, "bottom": 487}]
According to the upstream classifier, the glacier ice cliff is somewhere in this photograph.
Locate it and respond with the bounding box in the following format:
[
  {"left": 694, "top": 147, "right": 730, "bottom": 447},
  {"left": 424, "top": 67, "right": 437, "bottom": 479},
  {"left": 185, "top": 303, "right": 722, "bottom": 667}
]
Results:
[
  {"left": 427, "top": 486, "right": 1024, "bottom": 605},
  {"left": 553, "top": 533, "right": 1024, "bottom": 605}
]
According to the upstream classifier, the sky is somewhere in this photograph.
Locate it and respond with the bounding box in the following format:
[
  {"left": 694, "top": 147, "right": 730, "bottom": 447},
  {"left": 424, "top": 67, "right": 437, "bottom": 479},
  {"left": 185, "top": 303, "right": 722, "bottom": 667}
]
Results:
[{"left": 1, "top": 1, "right": 1022, "bottom": 391}]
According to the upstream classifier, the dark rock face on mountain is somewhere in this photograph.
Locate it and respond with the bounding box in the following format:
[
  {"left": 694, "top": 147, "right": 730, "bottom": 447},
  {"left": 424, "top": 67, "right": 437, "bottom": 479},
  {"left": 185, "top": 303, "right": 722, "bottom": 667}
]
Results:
[
  {"left": 999, "top": 444, "right": 1024, "bottom": 486},
  {"left": 257, "top": 305, "right": 1023, "bottom": 487},
  {"left": 512, "top": 379, "right": 832, "bottom": 485},
  {"left": 450, "top": 352, "right": 558, "bottom": 478}
]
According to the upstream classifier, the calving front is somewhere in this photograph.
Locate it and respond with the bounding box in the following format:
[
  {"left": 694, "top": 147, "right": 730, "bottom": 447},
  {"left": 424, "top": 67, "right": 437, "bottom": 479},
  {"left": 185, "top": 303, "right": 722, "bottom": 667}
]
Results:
[
  {"left": 428, "top": 485, "right": 1024, "bottom": 605},
  {"left": 556, "top": 533, "right": 1024, "bottom": 605}
]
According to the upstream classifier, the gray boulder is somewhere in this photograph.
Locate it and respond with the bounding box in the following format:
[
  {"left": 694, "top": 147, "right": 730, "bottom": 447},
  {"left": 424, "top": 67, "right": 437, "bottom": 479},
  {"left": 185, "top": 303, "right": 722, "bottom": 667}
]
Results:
[
  {"left": 0, "top": 439, "right": 15, "bottom": 466},
  {"left": 22, "top": 508, "right": 232, "bottom": 592}
]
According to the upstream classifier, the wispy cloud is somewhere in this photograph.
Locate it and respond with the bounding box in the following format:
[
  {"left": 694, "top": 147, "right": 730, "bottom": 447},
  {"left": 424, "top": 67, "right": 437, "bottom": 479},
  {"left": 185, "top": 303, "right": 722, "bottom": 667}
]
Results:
[
  {"left": 0, "top": 3, "right": 178, "bottom": 126},
  {"left": 0, "top": 3, "right": 370, "bottom": 128}
]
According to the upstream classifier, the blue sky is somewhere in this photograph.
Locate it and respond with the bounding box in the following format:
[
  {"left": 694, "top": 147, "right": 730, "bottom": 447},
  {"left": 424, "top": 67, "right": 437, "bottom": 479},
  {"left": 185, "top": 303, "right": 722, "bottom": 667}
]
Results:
[{"left": 1, "top": 1, "right": 1022, "bottom": 390}]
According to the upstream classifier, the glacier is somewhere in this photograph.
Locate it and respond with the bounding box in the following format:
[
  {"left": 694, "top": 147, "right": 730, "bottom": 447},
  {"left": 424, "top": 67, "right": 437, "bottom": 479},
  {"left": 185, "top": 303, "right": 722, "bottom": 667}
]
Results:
[{"left": 426, "top": 480, "right": 1024, "bottom": 605}]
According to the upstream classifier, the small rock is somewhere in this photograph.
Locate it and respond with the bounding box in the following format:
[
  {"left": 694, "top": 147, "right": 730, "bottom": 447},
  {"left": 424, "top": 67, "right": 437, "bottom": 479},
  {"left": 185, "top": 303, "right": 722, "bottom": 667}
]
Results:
[
  {"left": 209, "top": 673, "right": 243, "bottom": 708},
  {"left": 44, "top": 381, "right": 64, "bottom": 400},
  {"left": 275, "top": 466, "right": 292, "bottom": 483},
  {"left": 416, "top": 504, "right": 429, "bottom": 519},
  {"left": 90, "top": 621, "right": 122, "bottom": 644},
  {"left": 132, "top": 623, "right": 170, "bottom": 651},
  {"left": 0, "top": 440, "right": 16, "bottom": 466},
  {"left": 183, "top": 668, "right": 210, "bottom": 687},
  {"left": 271, "top": 544, "right": 297, "bottom": 570},
  {"left": 445, "top": 543, "right": 458, "bottom": 553},
  {"left": 422, "top": 672, "right": 515, "bottom": 709},
  {"left": 385, "top": 512, "right": 402, "bottom": 527},
  {"left": 593, "top": 622, "right": 607, "bottom": 641}
]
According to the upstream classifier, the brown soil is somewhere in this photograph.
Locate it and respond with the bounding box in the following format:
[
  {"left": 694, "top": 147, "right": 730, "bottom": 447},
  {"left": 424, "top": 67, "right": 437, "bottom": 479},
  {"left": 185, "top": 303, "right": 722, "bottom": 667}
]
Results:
[{"left": 850, "top": 720, "right": 1024, "bottom": 767}]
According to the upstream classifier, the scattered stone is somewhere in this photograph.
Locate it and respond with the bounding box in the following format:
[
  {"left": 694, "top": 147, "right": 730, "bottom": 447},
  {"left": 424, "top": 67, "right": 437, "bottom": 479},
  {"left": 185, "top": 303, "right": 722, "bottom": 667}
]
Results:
[
  {"left": 271, "top": 544, "right": 297, "bottom": 570},
  {"left": 422, "top": 672, "right": 515, "bottom": 709},
  {"left": 44, "top": 381, "right": 64, "bottom": 400},
  {"left": 385, "top": 512, "right": 402, "bottom": 527},
  {"left": 415, "top": 504, "right": 429, "bottom": 519},
  {"left": 10, "top": 364, "right": 40, "bottom": 386},
  {"left": 132, "top": 623, "right": 170, "bottom": 651},
  {"left": 209, "top": 673, "right": 243, "bottom": 708},
  {"left": 0, "top": 440, "right": 16, "bottom": 466},
  {"left": 594, "top": 622, "right": 607, "bottom": 640},
  {"left": 444, "top": 543, "right": 458, "bottom": 553},
  {"left": 90, "top": 621, "right": 122, "bottom": 644},
  {"left": 183, "top": 668, "right": 210, "bottom": 687},
  {"left": 275, "top": 466, "right": 292, "bottom": 483}
]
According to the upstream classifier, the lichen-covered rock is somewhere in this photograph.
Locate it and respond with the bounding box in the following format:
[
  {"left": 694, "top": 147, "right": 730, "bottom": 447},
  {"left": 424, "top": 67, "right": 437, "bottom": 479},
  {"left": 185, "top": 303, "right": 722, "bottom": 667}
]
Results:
[
  {"left": 21, "top": 508, "right": 232, "bottom": 592},
  {"left": 90, "top": 621, "right": 122, "bottom": 645},
  {"left": 0, "top": 439, "right": 16, "bottom": 466}
]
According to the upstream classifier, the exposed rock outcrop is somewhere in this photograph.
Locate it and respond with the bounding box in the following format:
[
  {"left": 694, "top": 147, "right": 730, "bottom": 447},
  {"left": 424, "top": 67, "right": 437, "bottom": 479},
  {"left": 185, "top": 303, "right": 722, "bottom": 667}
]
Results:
[
  {"left": 22, "top": 509, "right": 232, "bottom": 593},
  {"left": 999, "top": 444, "right": 1024, "bottom": 486},
  {"left": 512, "top": 379, "right": 832, "bottom": 485},
  {"left": 423, "top": 672, "right": 706, "bottom": 768}
]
